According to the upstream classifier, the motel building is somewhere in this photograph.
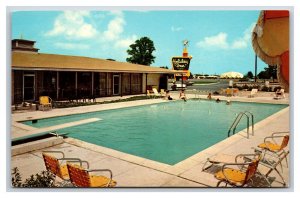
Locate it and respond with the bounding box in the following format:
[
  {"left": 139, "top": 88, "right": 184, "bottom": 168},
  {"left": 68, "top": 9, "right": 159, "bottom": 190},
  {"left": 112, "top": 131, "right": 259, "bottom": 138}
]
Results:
[{"left": 11, "top": 39, "right": 181, "bottom": 105}]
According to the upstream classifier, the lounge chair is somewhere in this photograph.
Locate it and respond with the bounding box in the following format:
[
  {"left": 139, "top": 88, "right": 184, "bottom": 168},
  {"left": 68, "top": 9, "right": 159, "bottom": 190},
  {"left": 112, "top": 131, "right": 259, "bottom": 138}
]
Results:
[
  {"left": 39, "top": 96, "right": 52, "bottom": 111},
  {"left": 248, "top": 88, "right": 258, "bottom": 98},
  {"left": 152, "top": 88, "right": 161, "bottom": 98},
  {"left": 274, "top": 89, "right": 285, "bottom": 99},
  {"left": 147, "top": 90, "right": 154, "bottom": 98},
  {"left": 160, "top": 89, "right": 166, "bottom": 97},
  {"left": 225, "top": 88, "right": 233, "bottom": 97},
  {"left": 233, "top": 88, "right": 239, "bottom": 96},
  {"left": 42, "top": 151, "right": 88, "bottom": 186},
  {"left": 213, "top": 153, "right": 264, "bottom": 187},
  {"left": 257, "top": 132, "right": 289, "bottom": 167},
  {"left": 67, "top": 162, "right": 117, "bottom": 187}
]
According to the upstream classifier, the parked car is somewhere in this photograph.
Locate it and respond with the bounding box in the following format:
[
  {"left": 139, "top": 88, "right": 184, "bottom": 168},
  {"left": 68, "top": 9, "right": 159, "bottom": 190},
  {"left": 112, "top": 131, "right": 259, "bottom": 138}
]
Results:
[
  {"left": 185, "top": 80, "right": 194, "bottom": 86},
  {"left": 171, "top": 81, "right": 187, "bottom": 90}
]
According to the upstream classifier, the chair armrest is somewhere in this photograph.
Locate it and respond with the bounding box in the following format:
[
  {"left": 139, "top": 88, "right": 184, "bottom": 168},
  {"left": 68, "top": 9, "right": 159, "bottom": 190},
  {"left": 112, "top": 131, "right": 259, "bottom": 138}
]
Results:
[
  {"left": 221, "top": 162, "right": 251, "bottom": 181},
  {"left": 87, "top": 169, "right": 113, "bottom": 187},
  {"left": 235, "top": 153, "right": 259, "bottom": 164},
  {"left": 222, "top": 162, "right": 251, "bottom": 172},
  {"left": 264, "top": 135, "right": 287, "bottom": 145},
  {"left": 271, "top": 132, "right": 289, "bottom": 137},
  {"left": 88, "top": 169, "right": 113, "bottom": 178},
  {"left": 43, "top": 150, "right": 65, "bottom": 158},
  {"left": 64, "top": 159, "right": 90, "bottom": 169}
]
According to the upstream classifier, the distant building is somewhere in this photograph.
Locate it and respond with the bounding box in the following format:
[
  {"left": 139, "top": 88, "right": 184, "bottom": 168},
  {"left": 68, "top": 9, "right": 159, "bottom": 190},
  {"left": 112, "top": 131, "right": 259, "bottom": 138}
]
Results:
[
  {"left": 11, "top": 39, "right": 181, "bottom": 104},
  {"left": 220, "top": 71, "right": 244, "bottom": 79}
]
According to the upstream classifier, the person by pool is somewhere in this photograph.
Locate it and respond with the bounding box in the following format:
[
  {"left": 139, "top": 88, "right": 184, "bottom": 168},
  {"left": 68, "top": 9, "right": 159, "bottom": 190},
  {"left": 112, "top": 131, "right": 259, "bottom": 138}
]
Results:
[
  {"left": 179, "top": 89, "right": 187, "bottom": 102},
  {"left": 165, "top": 90, "right": 173, "bottom": 100},
  {"left": 207, "top": 93, "right": 212, "bottom": 100}
]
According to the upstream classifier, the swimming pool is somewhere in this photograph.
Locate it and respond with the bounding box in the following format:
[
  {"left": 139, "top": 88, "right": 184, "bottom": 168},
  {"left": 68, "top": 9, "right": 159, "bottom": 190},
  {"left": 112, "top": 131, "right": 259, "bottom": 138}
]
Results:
[{"left": 23, "top": 100, "right": 287, "bottom": 165}]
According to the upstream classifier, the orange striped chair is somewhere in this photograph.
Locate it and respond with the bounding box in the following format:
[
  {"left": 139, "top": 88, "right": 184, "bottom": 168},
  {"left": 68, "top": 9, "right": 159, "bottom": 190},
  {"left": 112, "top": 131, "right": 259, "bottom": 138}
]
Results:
[
  {"left": 42, "top": 151, "right": 87, "bottom": 185},
  {"left": 67, "top": 163, "right": 117, "bottom": 187}
]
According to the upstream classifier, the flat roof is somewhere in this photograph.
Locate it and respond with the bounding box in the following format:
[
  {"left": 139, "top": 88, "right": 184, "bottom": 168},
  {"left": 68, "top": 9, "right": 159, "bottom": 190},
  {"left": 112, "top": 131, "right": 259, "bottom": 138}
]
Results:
[{"left": 12, "top": 51, "right": 184, "bottom": 74}]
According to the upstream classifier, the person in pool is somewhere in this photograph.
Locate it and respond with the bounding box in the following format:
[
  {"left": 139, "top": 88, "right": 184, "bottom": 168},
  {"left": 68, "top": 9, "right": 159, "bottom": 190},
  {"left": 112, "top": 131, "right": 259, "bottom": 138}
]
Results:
[{"left": 216, "top": 98, "right": 221, "bottom": 103}]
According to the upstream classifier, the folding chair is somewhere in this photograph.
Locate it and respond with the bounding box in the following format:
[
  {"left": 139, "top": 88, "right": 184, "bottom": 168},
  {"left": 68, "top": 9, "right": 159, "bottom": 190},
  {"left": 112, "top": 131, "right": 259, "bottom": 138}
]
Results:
[
  {"left": 42, "top": 151, "right": 88, "bottom": 186},
  {"left": 39, "top": 96, "right": 52, "bottom": 111},
  {"left": 257, "top": 132, "right": 289, "bottom": 167},
  {"left": 67, "top": 162, "right": 117, "bottom": 187},
  {"left": 213, "top": 153, "right": 268, "bottom": 187},
  {"left": 259, "top": 150, "right": 289, "bottom": 186}
]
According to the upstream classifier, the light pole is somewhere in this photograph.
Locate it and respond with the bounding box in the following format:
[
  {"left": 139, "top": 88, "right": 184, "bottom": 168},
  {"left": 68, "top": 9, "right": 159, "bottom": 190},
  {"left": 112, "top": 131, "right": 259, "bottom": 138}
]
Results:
[{"left": 254, "top": 55, "right": 257, "bottom": 82}]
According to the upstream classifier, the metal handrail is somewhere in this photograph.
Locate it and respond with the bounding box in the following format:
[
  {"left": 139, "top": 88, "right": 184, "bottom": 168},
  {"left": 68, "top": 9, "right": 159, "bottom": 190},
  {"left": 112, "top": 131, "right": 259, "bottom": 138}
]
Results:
[
  {"left": 244, "top": 111, "right": 254, "bottom": 136},
  {"left": 228, "top": 111, "right": 254, "bottom": 139}
]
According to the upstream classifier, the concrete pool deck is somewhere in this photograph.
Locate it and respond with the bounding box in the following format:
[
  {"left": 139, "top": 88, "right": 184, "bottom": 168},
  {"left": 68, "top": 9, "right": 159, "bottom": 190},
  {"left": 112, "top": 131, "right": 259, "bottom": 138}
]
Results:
[{"left": 10, "top": 92, "right": 290, "bottom": 188}]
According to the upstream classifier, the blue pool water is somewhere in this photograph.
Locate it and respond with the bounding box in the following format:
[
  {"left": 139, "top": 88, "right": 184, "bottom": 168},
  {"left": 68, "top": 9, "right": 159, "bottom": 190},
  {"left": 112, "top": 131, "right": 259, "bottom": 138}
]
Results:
[{"left": 23, "top": 100, "right": 287, "bottom": 165}]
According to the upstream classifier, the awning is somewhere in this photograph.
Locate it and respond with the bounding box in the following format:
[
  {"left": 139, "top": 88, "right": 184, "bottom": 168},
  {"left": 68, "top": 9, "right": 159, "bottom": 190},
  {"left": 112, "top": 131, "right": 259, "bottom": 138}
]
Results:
[{"left": 252, "top": 10, "right": 289, "bottom": 89}]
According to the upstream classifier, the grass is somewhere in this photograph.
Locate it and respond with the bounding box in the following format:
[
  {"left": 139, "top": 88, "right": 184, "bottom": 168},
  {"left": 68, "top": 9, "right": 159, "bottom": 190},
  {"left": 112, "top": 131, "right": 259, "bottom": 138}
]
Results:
[
  {"left": 192, "top": 81, "right": 218, "bottom": 85},
  {"left": 53, "top": 95, "right": 159, "bottom": 108}
]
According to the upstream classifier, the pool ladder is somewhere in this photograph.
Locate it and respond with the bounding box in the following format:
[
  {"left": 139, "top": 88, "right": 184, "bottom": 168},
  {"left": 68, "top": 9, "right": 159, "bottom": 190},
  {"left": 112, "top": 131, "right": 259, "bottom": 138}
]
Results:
[{"left": 228, "top": 111, "right": 254, "bottom": 139}]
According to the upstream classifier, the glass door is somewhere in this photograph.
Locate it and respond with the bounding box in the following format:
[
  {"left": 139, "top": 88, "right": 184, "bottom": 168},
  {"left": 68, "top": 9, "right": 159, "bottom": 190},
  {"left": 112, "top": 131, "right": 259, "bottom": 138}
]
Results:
[
  {"left": 113, "top": 75, "right": 120, "bottom": 95},
  {"left": 23, "top": 74, "right": 35, "bottom": 101}
]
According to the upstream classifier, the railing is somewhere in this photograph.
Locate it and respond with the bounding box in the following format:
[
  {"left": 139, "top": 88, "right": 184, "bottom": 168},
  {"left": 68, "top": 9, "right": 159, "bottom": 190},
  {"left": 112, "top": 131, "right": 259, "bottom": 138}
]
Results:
[{"left": 228, "top": 111, "right": 254, "bottom": 139}]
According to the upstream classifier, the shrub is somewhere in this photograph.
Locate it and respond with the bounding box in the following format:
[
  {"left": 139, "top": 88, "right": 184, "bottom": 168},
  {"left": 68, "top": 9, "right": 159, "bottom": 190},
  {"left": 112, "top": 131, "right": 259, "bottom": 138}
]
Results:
[
  {"left": 11, "top": 167, "right": 55, "bottom": 187},
  {"left": 261, "top": 86, "right": 272, "bottom": 92},
  {"left": 242, "top": 84, "right": 249, "bottom": 90},
  {"left": 274, "top": 86, "right": 281, "bottom": 92}
]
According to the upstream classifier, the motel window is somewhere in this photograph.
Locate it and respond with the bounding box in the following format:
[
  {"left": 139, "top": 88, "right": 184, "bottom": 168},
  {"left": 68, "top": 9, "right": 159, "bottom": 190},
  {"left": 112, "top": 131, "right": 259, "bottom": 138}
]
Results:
[
  {"left": 131, "top": 73, "right": 142, "bottom": 94},
  {"left": 122, "top": 73, "right": 131, "bottom": 95}
]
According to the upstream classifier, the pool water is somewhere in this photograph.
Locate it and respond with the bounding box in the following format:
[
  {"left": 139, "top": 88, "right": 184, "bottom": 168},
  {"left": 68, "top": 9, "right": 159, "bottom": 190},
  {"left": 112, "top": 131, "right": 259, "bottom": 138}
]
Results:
[{"left": 23, "top": 100, "right": 287, "bottom": 165}]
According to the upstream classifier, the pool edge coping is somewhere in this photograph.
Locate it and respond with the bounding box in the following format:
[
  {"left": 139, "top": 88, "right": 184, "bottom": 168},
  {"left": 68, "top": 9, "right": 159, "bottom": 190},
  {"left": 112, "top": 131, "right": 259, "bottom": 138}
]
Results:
[{"left": 60, "top": 105, "right": 290, "bottom": 176}]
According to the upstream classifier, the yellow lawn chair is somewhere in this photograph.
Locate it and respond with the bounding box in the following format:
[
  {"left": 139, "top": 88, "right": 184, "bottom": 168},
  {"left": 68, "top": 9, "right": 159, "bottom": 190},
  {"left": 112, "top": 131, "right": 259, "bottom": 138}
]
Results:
[
  {"left": 67, "top": 162, "right": 117, "bottom": 187},
  {"left": 39, "top": 96, "right": 52, "bottom": 111},
  {"left": 257, "top": 132, "right": 289, "bottom": 167},
  {"left": 214, "top": 153, "right": 263, "bottom": 187}
]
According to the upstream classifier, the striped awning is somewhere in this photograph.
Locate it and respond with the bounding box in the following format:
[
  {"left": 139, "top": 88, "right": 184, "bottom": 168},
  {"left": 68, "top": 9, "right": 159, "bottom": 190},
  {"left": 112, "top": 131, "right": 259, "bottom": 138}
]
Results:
[{"left": 252, "top": 10, "right": 289, "bottom": 89}]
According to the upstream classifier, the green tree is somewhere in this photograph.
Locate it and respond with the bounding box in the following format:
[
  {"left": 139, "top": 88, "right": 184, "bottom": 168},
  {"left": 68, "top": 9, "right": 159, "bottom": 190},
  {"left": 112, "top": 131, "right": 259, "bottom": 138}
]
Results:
[
  {"left": 257, "top": 65, "right": 277, "bottom": 81},
  {"left": 244, "top": 71, "right": 254, "bottom": 79},
  {"left": 126, "top": 37, "right": 156, "bottom": 66}
]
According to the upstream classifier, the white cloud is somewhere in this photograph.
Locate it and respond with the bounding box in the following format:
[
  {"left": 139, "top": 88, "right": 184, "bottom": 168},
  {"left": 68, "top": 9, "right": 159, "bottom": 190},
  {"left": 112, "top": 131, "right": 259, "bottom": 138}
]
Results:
[
  {"left": 114, "top": 35, "right": 138, "bottom": 48},
  {"left": 171, "top": 26, "right": 182, "bottom": 32},
  {"left": 232, "top": 39, "right": 247, "bottom": 49},
  {"left": 197, "top": 23, "right": 256, "bottom": 50},
  {"left": 103, "top": 12, "right": 125, "bottom": 41},
  {"left": 197, "top": 32, "right": 229, "bottom": 49},
  {"left": 232, "top": 23, "right": 255, "bottom": 49},
  {"left": 54, "top": 42, "right": 90, "bottom": 50},
  {"left": 45, "top": 11, "right": 98, "bottom": 39},
  {"left": 45, "top": 11, "right": 138, "bottom": 59}
]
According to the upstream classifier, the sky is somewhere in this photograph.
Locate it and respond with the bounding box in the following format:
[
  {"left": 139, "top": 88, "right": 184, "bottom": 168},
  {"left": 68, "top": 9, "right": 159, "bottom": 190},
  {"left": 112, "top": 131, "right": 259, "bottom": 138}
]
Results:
[{"left": 11, "top": 10, "right": 269, "bottom": 75}]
